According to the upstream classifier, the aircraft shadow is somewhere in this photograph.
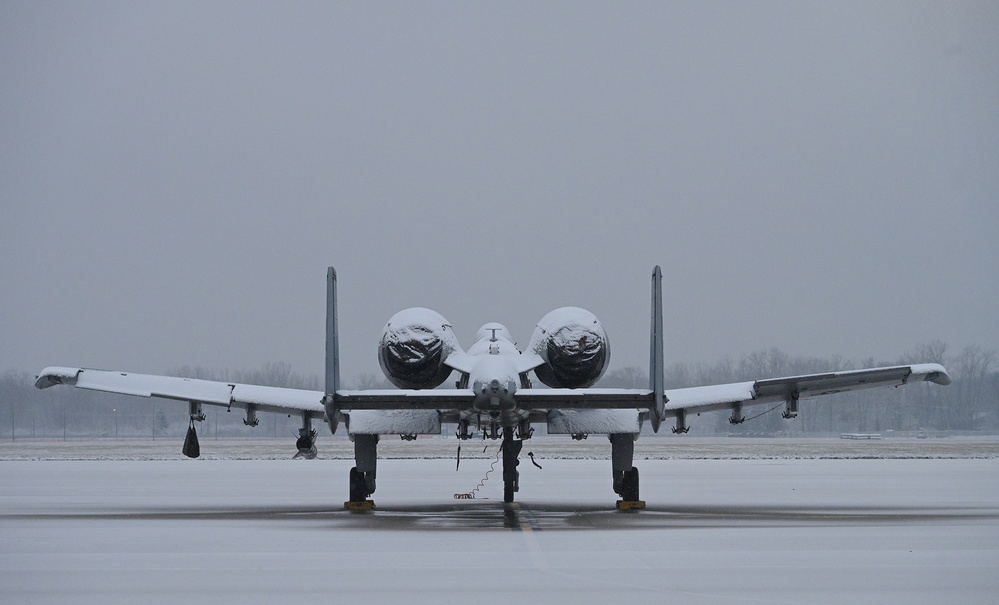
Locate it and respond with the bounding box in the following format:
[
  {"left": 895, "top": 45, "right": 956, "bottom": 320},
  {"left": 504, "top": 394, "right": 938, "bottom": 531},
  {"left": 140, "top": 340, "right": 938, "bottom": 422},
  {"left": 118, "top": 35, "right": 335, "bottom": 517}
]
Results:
[{"left": 8, "top": 500, "right": 996, "bottom": 532}]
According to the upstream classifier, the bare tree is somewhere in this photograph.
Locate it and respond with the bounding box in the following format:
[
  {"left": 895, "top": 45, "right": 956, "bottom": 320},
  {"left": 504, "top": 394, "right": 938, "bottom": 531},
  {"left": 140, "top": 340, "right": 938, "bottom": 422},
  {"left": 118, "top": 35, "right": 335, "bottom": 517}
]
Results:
[
  {"left": 953, "top": 345, "right": 996, "bottom": 429},
  {"left": 599, "top": 366, "right": 647, "bottom": 388},
  {"left": 351, "top": 372, "right": 391, "bottom": 390}
]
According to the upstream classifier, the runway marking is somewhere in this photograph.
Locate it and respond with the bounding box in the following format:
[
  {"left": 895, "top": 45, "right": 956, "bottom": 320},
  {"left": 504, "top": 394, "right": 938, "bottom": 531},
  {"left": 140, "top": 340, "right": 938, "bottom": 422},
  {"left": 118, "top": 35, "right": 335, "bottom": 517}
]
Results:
[{"left": 503, "top": 502, "right": 542, "bottom": 532}]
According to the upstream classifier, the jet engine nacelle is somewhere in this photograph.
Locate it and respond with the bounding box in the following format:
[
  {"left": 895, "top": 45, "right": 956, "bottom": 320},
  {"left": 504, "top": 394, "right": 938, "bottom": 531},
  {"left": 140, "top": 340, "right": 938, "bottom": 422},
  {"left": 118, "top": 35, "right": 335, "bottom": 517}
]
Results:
[
  {"left": 378, "top": 307, "right": 461, "bottom": 389},
  {"left": 528, "top": 307, "right": 610, "bottom": 388}
]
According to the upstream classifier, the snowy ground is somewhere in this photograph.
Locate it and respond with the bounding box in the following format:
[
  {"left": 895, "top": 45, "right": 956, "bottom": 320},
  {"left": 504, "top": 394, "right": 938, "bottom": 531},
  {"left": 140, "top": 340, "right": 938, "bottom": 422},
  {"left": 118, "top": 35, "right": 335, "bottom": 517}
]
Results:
[
  {"left": 1, "top": 435, "right": 997, "bottom": 461},
  {"left": 2, "top": 440, "right": 997, "bottom": 604}
]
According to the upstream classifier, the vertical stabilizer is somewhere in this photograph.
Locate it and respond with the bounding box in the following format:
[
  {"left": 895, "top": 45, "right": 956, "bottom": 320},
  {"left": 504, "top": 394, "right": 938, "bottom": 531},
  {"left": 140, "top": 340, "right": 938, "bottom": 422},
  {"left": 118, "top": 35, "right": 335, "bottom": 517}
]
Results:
[
  {"left": 649, "top": 266, "right": 666, "bottom": 432},
  {"left": 324, "top": 267, "right": 341, "bottom": 434}
]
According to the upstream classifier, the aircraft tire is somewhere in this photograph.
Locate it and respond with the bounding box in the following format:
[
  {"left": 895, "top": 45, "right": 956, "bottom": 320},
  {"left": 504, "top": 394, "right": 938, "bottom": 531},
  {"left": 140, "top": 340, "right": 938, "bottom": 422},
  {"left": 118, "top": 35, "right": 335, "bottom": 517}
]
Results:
[
  {"left": 621, "top": 467, "right": 640, "bottom": 502},
  {"left": 349, "top": 467, "right": 367, "bottom": 502}
]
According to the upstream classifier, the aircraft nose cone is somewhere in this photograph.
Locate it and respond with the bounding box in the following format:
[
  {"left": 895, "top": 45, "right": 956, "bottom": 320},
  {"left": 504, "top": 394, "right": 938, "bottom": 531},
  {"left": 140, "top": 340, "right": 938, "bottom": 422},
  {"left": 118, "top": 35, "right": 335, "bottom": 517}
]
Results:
[{"left": 490, "top": 379, "right": 500, "bottom": 392}]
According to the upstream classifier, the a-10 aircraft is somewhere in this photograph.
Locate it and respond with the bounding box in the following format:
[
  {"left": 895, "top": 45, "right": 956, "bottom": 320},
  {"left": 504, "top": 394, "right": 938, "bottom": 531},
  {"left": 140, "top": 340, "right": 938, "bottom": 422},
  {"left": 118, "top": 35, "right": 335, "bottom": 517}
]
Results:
[{"left": 36, "top": 267, "right": 951, "bottom": 510}]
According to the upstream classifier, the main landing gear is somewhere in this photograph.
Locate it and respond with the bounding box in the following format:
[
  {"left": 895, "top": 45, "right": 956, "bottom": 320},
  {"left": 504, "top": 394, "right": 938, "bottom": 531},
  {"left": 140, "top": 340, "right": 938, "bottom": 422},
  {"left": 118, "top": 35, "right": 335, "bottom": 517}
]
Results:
[
  {"left": 610, "top": 433, "right": 645, "bottom": 510},
  {"left": 346, "top": 434, "right": 378, "bottom": 510}
]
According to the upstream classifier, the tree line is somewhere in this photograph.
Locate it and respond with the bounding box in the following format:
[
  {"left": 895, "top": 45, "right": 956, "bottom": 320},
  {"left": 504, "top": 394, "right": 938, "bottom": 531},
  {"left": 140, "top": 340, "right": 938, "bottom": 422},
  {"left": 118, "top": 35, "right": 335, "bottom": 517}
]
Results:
[
  {"left": 597, "top": 341, "right": 997, "bottom": 435},
  {"left": 2, "top": 343, "right": 996, "bottom": 440},
  {"left": 0, "top": 362, "right": 320, "bottom": 441}
]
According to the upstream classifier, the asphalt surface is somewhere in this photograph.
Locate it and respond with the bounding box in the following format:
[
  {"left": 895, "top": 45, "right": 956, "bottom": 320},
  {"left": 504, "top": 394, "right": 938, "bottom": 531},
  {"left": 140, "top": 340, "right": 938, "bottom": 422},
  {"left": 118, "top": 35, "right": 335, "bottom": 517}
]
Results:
[{"left": 2, "top": 453, "right": 997, "bottom": 604}]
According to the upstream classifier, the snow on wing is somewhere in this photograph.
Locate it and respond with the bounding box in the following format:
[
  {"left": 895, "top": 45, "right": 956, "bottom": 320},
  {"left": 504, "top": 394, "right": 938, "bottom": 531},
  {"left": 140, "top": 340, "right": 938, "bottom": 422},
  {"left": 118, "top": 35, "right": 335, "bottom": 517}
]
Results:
[
  {"left": 665, "top": 363, "right": 951, "bottom": 416},
  {"left": 34, "top": 367, "right": 324, "bottom": 415},
  {"left": 35, "top": 363, "right": 950, "bottom": 432}
]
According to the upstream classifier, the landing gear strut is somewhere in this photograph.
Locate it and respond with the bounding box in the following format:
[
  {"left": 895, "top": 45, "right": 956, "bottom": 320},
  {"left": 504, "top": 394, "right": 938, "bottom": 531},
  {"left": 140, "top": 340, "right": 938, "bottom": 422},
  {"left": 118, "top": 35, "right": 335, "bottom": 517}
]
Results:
[
  {"left": 346, "top": 434, "right": 378, "bottom": 510},
  {"left": 502, "top": 428, "right": 522, "bottom": 503},
  {"left": 610, "top": 433, "right": 645, "bottom": 510}
]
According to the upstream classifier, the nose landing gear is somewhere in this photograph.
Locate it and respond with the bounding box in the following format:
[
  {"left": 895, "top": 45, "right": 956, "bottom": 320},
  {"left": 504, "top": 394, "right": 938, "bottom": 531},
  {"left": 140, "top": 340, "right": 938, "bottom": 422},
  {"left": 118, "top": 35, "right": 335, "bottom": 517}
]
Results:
[
  {"left": 501, "top": 422, "right": 535, "bottom": 503},
  {"left": 502, "top": 428, "right": 523, "bottom": 503}
]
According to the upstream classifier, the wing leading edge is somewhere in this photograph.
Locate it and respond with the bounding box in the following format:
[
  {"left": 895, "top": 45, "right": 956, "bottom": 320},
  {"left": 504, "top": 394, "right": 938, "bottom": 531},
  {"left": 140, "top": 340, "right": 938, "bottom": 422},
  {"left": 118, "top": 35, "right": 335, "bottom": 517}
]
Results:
[
  {"left": 663, "top": 363, "right": 950, "bottom": 415},
  {"left": 35, "top": 367, "right": 326, "bottom": 417},
  {"left": 37, "top": 361, "right": 950, "bottom": 432},
  {"left": 511, "top": 363, "right": 949, "bottom": 422}
]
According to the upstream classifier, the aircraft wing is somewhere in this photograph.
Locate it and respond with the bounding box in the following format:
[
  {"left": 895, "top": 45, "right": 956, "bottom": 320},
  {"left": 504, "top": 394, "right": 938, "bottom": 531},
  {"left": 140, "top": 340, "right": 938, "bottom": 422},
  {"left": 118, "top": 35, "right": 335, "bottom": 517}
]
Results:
[
  {"left": 35, "top": 367, "right": 326, "bottom": 418},
  {"left": 34, "top": 367, "right": 481, "bottom": 411},
  {"left": 662, "top": 363, "right": 950, "bottom": 417},
  {"left": 511, "top": 363, "right": 951, "bottom": 419},
  {"left": 33, "top": 367, "right": 470, "bottom": 436},
  {"left": 36, "top": 362, "right": 950, "bottom": 433}
]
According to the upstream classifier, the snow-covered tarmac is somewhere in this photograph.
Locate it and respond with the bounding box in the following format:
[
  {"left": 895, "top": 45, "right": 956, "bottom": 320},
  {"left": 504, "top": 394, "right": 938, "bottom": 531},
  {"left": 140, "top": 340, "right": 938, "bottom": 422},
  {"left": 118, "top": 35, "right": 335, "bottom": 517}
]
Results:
[{"left": 2, "top": 440, "right": 998, "bottom": 604}]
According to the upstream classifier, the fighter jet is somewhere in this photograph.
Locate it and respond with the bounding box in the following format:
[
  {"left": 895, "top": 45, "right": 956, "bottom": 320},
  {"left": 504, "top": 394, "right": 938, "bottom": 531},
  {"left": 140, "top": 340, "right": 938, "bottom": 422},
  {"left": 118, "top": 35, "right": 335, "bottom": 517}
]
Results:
[{"left": 36, "top": 267, "right": 950, "bottom": 509}]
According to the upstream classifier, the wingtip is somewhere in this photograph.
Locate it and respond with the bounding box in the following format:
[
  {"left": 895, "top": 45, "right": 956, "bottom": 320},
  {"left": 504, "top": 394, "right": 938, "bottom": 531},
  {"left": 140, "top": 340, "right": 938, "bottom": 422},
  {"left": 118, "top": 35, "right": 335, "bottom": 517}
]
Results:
[
  {"left": 928, "top": 371, "right": 952, "bottom": 386},
  {"left": 34, "top": 366, "right": 81, "bottom": 389},
  {"left": 912, "top": 363, "right": 951, "bottom": 386}
]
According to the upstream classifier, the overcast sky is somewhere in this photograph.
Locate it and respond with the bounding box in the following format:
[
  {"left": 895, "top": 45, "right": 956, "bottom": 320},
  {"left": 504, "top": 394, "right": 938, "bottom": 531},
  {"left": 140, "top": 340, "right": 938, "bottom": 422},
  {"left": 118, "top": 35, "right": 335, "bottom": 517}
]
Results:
[{"left": 2, "top": 2, "right": 997, "bottom": 384}]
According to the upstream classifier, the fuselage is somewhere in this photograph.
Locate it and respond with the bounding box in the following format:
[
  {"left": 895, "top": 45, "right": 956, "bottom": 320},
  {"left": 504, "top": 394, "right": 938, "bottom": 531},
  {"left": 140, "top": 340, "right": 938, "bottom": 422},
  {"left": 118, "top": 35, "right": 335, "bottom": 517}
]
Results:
[{"left": 466, "top": 323, "right": 520, "bottom": 413}]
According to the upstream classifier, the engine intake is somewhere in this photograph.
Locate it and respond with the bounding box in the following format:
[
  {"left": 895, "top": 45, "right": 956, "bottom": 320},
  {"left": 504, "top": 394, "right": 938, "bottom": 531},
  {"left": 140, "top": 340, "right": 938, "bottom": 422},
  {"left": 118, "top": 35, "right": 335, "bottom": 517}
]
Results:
[
  {"left": 528, "top": 307, "right": 610, "bottom": 388},
  {"left": 378, "top": 307, "right": 461, "bottom": 389}
]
